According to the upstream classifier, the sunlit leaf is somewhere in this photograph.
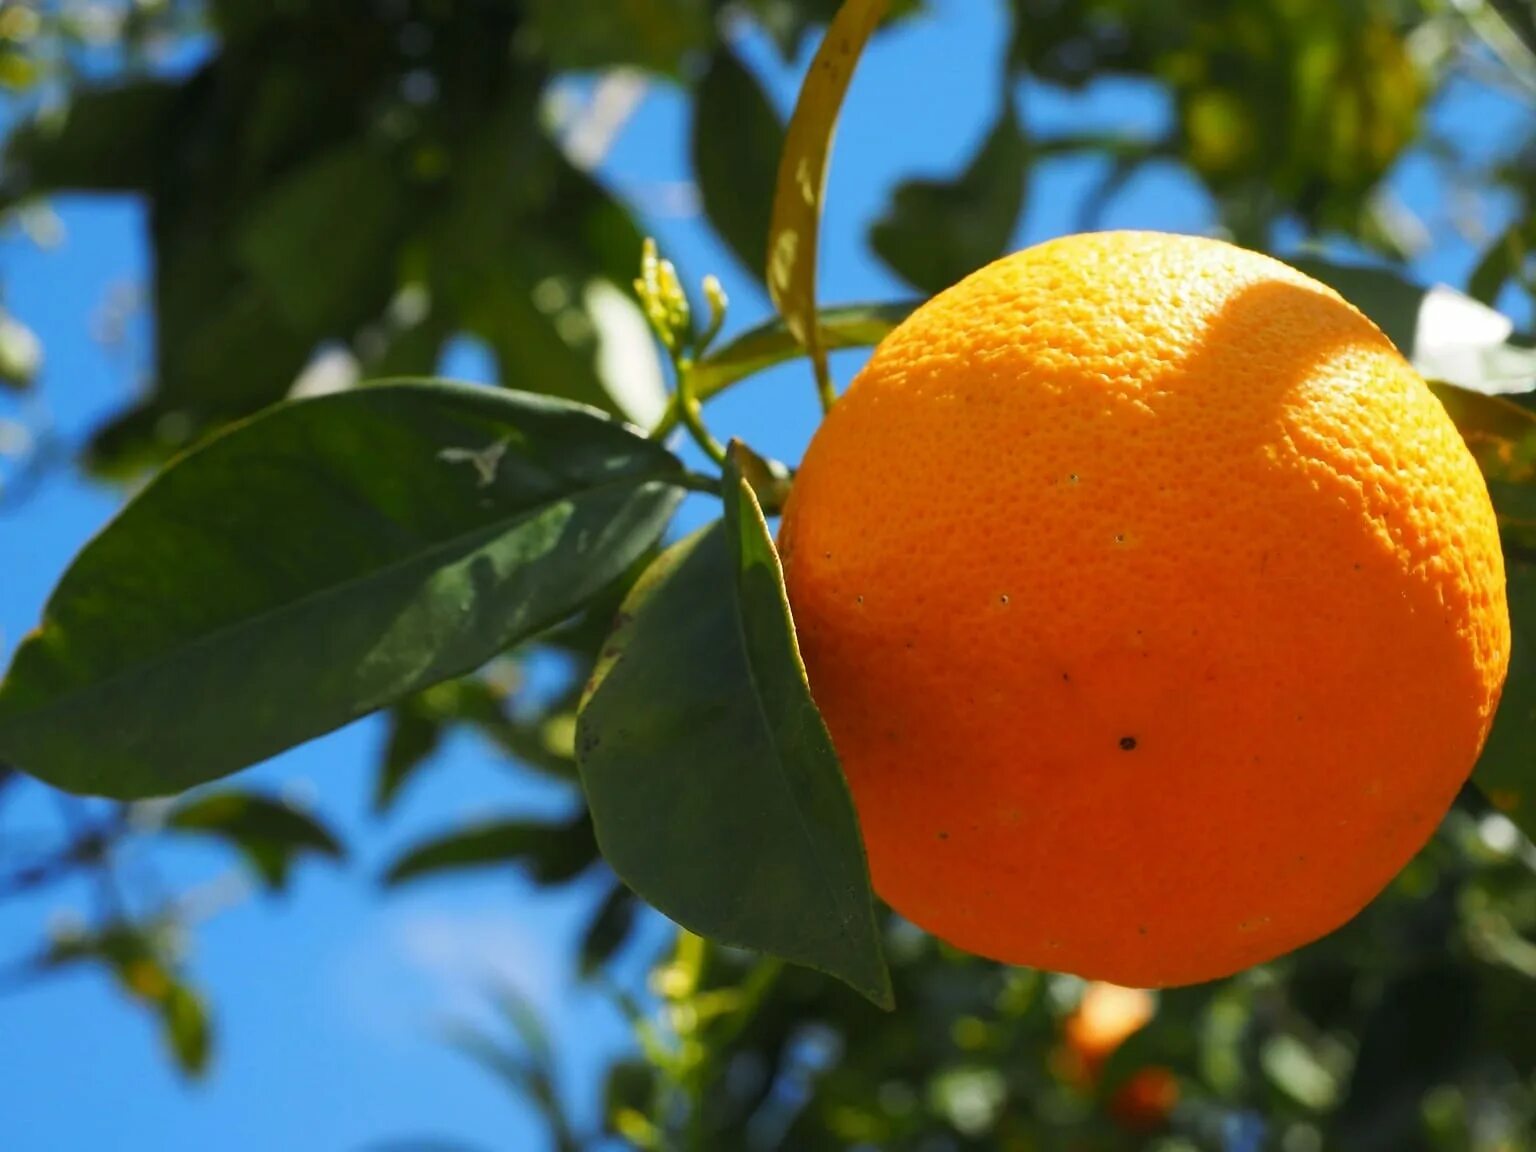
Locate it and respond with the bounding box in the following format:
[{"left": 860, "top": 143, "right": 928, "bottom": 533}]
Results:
[
  {"left": 766, "top": 0, "right": 889, "bottom": 391},
  {"left": 578, "top": 443, "right": 891, "bottom": 1007},
  {"left": 0, "top": 381, "right": 686, "bottom": 798}
]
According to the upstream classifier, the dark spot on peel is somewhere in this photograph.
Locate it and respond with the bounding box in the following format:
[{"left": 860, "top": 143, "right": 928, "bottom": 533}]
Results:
[{"left": 1119, "top": 736, "right": 1138, "bottom": 751}]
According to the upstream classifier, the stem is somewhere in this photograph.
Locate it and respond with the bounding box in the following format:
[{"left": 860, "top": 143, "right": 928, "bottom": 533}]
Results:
[
  {"left": 811, "top": 350, "right": 836, "bottom": 414},
  {"left": 672, "top": 357, "right": 728, "bottom": 469},
  {"left": 676, "top": 470, "right": 724, "bottom": 497}
]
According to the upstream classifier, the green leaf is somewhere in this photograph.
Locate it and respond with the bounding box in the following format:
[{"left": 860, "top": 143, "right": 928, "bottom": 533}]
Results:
[
  {"left": 869, "top": 100, "right": 1027, "bottom": 294},
  {"left": 580, "top": 882, "right": 640, "bottom": 977},
  {"left": 577, "top": 443, "right": 891, "bottom": 1007},
  {"left": 160, "top": 981, "right": 214, "bottom": 1079},
  {"left": 1293, "top": 257, "right": 1536, "bottom": 396},
  {"left": 236, "top": 143, "right": 410, "bottom": 334},
  {"left": 1473, "top": 561, "right": 1536, "bottom": 844},
  {"left": 692, "top": 45, "right": 785, "bottom": 281},
  {"left": 525, "top": 0, "right": 710, "bottom": 76},
  {"left": 1425, "top": 383, "right": 1536, "bottom": 527},
  {"left": 382, "top": 815, "right": 596, "bottom": 887},
  {"left": 0, "top": 381, "right": 686, "bottom": 798},
  {"left": 0, "top": 309, "right": 41, "bottom": 392},
  {"left": 42, "top": 922, "right": 214, "bottom": 1078},
  {"left": 654, "top": 301, "right": 917, "bottom": 433},
  {"left": 1330, "top": 962, "right": 1477, "bottom": 1151},
  {"left": 0, "top": 79, "right": 182, "bottom": 207},
  {"left": 376, "top": 698, "right": 446, "bottom": 815},
  {"left": 766, "top": 0, "right": 890, "bottom": 386},
  {"left": 165, "top": 790, "right": 345, "bottom": 892}
]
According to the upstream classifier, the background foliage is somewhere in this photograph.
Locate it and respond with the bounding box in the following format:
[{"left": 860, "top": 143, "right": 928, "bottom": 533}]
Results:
[{"left": 4, "top": 1, "right": 1536, "bottom": 1149}]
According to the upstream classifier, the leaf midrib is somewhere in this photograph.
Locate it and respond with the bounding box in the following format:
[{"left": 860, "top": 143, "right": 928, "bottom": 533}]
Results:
[{"left": 0, "top": 469, "right": 681, "bottom": 734}]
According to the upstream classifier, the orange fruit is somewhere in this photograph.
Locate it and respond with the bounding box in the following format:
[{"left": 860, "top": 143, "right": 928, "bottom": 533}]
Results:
[
  {"left": 1058, "top": 983, "right": 1179, "bottom": 1131},
  {"left": 779, "top": 230, "right": 1510, "bottom": 987},
  {"left": 1109, "top": 1066, "right": 1180, "bottom": 1131},
  {"left": 1062, "top": 982, "right": 1155, "bottom": 1081}
]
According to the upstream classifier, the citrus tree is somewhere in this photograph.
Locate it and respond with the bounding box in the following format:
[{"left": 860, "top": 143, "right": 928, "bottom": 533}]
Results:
[{"left": 3, "top": 2, "right": 1536, "bottom": 1150}]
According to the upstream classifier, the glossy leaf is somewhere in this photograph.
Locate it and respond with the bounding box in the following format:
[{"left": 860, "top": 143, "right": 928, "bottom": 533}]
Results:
[
  {"left": 577, "top": 444, "right": 891, "bottom": 1007},
  {"left": 869, "top": 100, "right": 1027, "bottom": 294},
  {"left": 693, "top": 45, "right": 785, "bottom": 281},
  {"left": 383, "top": 815, "right": 596, "bottom": 887},
  {"left": 165, "top": 790, "right": 345, "bottom": 892},
  {"left": 0, "top": 381, "right": 686, "bottom": 798},
  {"left": 766, "top": 0, "right": 889, "bottom": 386}
]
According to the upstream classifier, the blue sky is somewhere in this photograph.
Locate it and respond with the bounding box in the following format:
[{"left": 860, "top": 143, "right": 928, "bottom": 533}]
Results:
[{"left": 0, "top": 3, "right": 1527, "bottom": 1150}]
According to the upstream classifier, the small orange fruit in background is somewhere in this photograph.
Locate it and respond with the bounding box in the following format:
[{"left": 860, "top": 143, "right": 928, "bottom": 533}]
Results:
[
  {"left": 779, "top": 231, "right": 1510, "bottom": 987},
  {"left": 1057, "top": 983, "right": 1178, "bottom": 1131},
  {"left": 1062, "top": 982, "right": 1155, "bottom": 1083}
]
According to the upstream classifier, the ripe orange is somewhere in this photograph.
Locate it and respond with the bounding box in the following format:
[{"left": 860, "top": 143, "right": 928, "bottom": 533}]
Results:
[
  {"left": 779, "top": 231, "right": 1510, "bottom": 987},
  {"left": 1109, "top": 1067, "right": 1180, "bottom": 1131},
  {"left": 1057, "top": 983, "right": 1179, "bottom": 1131},
  {"left": 1062, "top": 982, "right": 1155, "bottom": 1082}
]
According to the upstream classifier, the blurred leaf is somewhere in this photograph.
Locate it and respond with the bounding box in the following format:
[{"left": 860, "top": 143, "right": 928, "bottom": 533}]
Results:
[
  {"left": 0, "top": 310, "right": 41, "bottom": 391},
  {"left": 767, "top": 0, "right": 889, "bottom": 388},
  {"left": 581, "top": 882, "right": 641, "bottom": 977},
  {"left": 41, "top": 922, "right": 213, "bottom": 1078},
  {"left": 1426, "top": 383, "right": 1536, "bottom": 527},
  {"left": 869, "top": 100, "right": 1026, "bottom": 294},
  {"left": 526, "top": 0, "right": 710, "bottom": 76},
  {"left": 693, "top": 44, "right": 785, "bottom": 280},
  {"left": 444, "top": 985, "right": 582, "bottom": 1151},
  {"left": 0, "top": 381, "right": 686, "bottom": 798},
  {"left": 166, "top": 789, "right": 344, "bottom": 892},
  {"left": 383, "top": 815, "right": 596, "bottom": 887},
  {"left": 376, "top": 699, "right": 445, "bottom": 816},
  {"left": 742, "top": 0, "right": 922, "bottom": 61},
  {"left": 578, "top": 443, "right": 891, "bottom": 1007},
  {"left": 0, "top": 79, "right": 181, "bottom": 206},
  {"left": 1469, "top": 218, "right": 1534, "bottom": 305},
  {"left": 236, "top": 143, "right": 409, "bottom": 333},
  {"left": 1473, "top": 561, "right": 1536, "bottom": 843},
  {"left": 1294, "top": 257, "right": 1536, "bottom": 395},
  {"left": 160, "top": 981, "right": 213, "bottom": 1078},
  {"left": 1331, "top": 962, "right": 1478, "bottom": 1152}
]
